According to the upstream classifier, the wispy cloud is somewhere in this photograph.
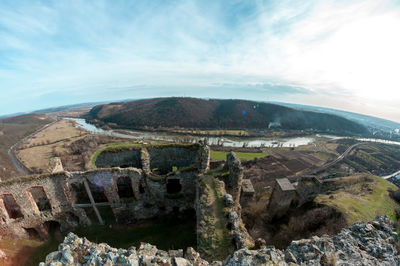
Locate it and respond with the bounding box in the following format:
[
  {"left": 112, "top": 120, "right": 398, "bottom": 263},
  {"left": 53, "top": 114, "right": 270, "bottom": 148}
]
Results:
[{"left": 0, "top": 0, "right": 399, "bottom": 122}]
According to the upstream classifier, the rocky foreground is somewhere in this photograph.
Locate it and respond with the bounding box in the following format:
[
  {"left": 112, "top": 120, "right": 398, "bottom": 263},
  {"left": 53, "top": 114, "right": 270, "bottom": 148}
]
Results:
[{"left": 41, "top": 216, "right": 400, "bottom": 265}]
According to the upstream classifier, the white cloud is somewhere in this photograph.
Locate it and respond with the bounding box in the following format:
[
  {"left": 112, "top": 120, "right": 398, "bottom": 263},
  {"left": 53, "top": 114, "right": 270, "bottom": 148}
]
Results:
[{"left": 0, "top": 0, "right": 399, "bottom": 122}]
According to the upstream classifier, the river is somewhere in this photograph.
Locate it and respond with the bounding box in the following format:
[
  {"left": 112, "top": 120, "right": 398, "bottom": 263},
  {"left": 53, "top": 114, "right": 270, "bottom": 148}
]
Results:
[
  {"left": 66, "top": 118, "right": 317, "bottom": 148},
  {"left": 67, "top": 118, "right": 400, "bottom": 149}
]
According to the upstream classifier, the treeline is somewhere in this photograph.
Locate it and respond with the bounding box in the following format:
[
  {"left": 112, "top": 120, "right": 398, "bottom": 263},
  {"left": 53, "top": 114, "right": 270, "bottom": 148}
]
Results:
[{"left": 85, "top": 97, "right": 368, "bottom": 136}]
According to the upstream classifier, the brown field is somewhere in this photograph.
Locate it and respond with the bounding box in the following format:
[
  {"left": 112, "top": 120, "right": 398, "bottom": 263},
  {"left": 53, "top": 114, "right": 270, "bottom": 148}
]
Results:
[
  {"left": 0, "top": 114, "right": 54, "bottom": 179},
  {"left": 15, "top": 119, "right": 136, "bottom": 173},
  {"left": 16, "top": 119, "right": 88, "bottom": 172}
]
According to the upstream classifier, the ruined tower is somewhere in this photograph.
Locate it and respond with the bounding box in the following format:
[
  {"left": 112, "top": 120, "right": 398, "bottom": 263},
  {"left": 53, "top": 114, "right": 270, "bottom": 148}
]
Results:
[{"left": 226, "top": 152, "right": 243, "bottom": 211}]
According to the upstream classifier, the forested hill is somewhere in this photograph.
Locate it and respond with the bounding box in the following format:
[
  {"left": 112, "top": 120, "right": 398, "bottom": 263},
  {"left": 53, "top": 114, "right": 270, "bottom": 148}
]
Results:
[{"left": 85, "top": 97, "right": 368, "bottom": 135}]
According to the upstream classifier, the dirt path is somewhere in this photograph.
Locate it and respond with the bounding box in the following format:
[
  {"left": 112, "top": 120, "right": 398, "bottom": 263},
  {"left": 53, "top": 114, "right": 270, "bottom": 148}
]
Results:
[{"left": 7, "top": 119, "right": 58, "bottom": 176}]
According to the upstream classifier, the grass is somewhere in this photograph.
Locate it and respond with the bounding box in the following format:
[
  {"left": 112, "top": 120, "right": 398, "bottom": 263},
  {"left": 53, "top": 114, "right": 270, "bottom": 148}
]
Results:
[
  {"left": 23, "top": 237, "right": 60, "bottom": 266},
  {"left": 0, "top": 238, "right": 44, "bottom": 266},
  {"left": 316, "top": 174, "right": 400, "bottom": 225},
  {"left": 210, "top": 150, "right": 268, "bottom": 161},
  {"left": 198, "top": 175, "right": 234, "bottom": 261}
]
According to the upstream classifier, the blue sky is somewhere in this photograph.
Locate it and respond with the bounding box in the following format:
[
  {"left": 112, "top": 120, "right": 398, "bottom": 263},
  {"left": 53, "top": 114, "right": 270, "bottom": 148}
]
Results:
[{"left": 1, "top": 0, "right": 400, "bottom": 122}]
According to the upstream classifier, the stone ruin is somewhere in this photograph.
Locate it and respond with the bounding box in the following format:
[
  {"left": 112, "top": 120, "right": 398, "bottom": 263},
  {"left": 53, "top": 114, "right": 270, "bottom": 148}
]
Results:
[
  {"left": 225, "top": 152, "right": 244, "bottom": 211},
  {"left": 0, "top": 143, "right": 254, "bottom": 261},
  {"left": 42, "top": 216, "right": 400, "bottom": 265},
  {"left": 266, "top": 175, "right": 322, "bottom": 220},
  {"left": 2, "top": 143, "right": 400, "bottom": 265},
  {"left": 0, "top": 144, "right": 209, "bottom": 239}
]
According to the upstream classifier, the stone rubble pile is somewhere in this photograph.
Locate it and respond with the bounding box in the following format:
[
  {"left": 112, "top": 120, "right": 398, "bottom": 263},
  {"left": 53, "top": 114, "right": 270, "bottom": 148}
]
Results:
[{"left": 41, "top": 216, "right": 400, "bottom": 265}]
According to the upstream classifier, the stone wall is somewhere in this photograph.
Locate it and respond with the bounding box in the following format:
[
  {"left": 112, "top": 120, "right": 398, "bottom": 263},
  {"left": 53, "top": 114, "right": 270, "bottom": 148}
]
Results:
[
  {"left": 266, "top": 178, "right": 297, "bottom": 220},
  {"left": 0, "top": 143, "right": 209, "bottom": 239},
  {"left": 225, "top": 152, "right": 243, "bottom": 211},
  {"left": 94, "top": 144, "right": 202, "bottom": 175},
  {"left": 95, "top": 149, "right": 142, "bottom": 168},
  {"left": 147, "top": 145, "right": 200, "bottom": 174},
  {"left": 267, "top": 176, "right": 322, "bottom": 220},
  {"left": 0, "top": 172, "right": 88, "bottom": 238}
]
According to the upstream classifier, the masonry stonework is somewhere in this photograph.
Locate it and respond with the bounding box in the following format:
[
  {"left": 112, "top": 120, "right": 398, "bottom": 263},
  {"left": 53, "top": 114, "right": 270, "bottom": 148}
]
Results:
[
  {"left": 226, "top": 152, "right": 244, "bottom": 211},
  {"left": 0, "top": 144, "right": 207, "bottom": 239}
]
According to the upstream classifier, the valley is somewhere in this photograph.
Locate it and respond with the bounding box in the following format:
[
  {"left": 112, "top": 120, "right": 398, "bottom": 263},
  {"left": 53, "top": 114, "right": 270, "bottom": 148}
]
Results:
[{"left": 0, "top": 99, "right": 400, "bottom": 265}]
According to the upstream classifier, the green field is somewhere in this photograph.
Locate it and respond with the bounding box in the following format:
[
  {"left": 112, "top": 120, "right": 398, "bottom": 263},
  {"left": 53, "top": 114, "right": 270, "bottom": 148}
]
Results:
[
  {"left": 210, "top": 150, "right": 268, "bottom": 161},
  {"left": 316, "top": 175, "right": 400, "bottom": 225}
]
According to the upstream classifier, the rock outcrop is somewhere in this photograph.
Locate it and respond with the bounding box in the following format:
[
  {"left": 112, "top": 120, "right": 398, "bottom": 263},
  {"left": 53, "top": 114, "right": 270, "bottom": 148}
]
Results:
[{"left": 42, "top": 216, "right": 400, "bottom": 265}]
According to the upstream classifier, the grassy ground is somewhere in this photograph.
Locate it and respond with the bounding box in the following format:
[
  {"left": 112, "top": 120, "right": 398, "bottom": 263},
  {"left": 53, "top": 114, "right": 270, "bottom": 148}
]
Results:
[
  {"left": 197, "top": 175, "right": 234, "bottom": 261},
  {"left": 0, "top": 238, "right": 45, "bottom": 266},
  {"left": 210, "top": 150, "right": 268, "bottom": 161},
  {"left": 316, "top": 174, "right": 400, "bottom": 225}
]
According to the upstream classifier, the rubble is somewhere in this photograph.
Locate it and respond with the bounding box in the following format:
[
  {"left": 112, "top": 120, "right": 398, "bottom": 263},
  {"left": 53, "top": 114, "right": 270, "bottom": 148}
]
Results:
[{"left": 41, "top": 216, "right": 400, "bottom": 265}]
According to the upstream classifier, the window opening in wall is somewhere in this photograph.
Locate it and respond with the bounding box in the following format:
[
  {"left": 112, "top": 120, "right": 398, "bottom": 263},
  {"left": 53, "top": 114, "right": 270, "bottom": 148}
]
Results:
[
  {"left": 1, "top": 194, "right": 23, "bottom": 219},
  {"left": 166, "top": 179, "right": 182, "bottom": 194},
  {"left": 117, "top": 176, "right": 135, "bottom": 199},
  {"left": 88, "top": 181, "right": 109, "bottom": 202},
  {"left": 71, "top": 183, "right": 91, "bottom": 204},
  {"left": 28, "top": 186, "right": 51, "bottom": 212}
]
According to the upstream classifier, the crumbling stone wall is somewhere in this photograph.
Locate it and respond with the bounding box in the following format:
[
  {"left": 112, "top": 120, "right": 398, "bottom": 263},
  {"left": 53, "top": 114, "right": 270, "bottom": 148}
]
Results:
[
  {"left": 198, "top": 144, "right": 210, "bottom": 174},
  {"left": 47, "top": 157, "right": 64, "bottom": 174},
  {"left": 267, "top": 175, "right": 322, "bottom": 220},
  {"left": 148, "top": 145, "right": 200, "bottom": 174},
  {"left": 95, "top": 149, "right": 142, "bottom": 169},
  {"left": 295, "top": 175, "right": 322, "bottom": 206},
  {"left": 0, "top": 143, "right": 208, "bottom": 239},
  {"left": 266, "top": 178, "right": 297, "bottom": 220},
  {"left": 225, "top": 152, "right": 243, "bottom": 211},
  {"left": 42, "top": 216, "right": 400, "bottom": 265},
  {"left": 0, "top": 172, "right": 89, "bottom": 238}
]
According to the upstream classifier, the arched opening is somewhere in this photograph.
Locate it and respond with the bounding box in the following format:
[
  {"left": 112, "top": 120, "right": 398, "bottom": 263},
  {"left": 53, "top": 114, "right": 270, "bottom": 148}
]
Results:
[
  {"left": 117, "top": 177, "right": 135, "bottom": 199},
  {"left": 1, "top": 194, "right": 23, "bottom": 219},
  {"left": 166, "top": 179, "right": 182, "bottom": 194},
  {"left": 44, "top": 220, "right": 63, "bottom": 241},
  {"left": 24, "top": 227, "right": 40, "bottom": 240},
  {"left": 28, "top": 186, "right": 51, "bottom": 212}
]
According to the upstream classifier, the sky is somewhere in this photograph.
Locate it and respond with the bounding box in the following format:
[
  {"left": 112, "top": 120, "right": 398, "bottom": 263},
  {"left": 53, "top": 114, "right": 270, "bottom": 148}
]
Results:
[{"left": 0, "top": 0, "right": 399, "bottom": 122}]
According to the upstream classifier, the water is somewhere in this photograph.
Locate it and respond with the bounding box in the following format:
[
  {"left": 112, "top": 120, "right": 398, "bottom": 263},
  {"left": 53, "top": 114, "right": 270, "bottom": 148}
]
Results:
[
  {"left": 66, "top": 118, "right": 316, "bottom": 148},
  {"left": 356, "top": 138, "right": 400, "bottom": 146},
  {"left": 66, "top": 118, "right": 400, "bottom": 148}
]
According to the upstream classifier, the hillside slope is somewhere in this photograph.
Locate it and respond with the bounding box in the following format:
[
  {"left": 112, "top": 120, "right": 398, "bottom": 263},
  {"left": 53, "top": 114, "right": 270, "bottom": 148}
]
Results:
[{"left": 85, "top": 97, "right": 368, "bottom": 135}]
